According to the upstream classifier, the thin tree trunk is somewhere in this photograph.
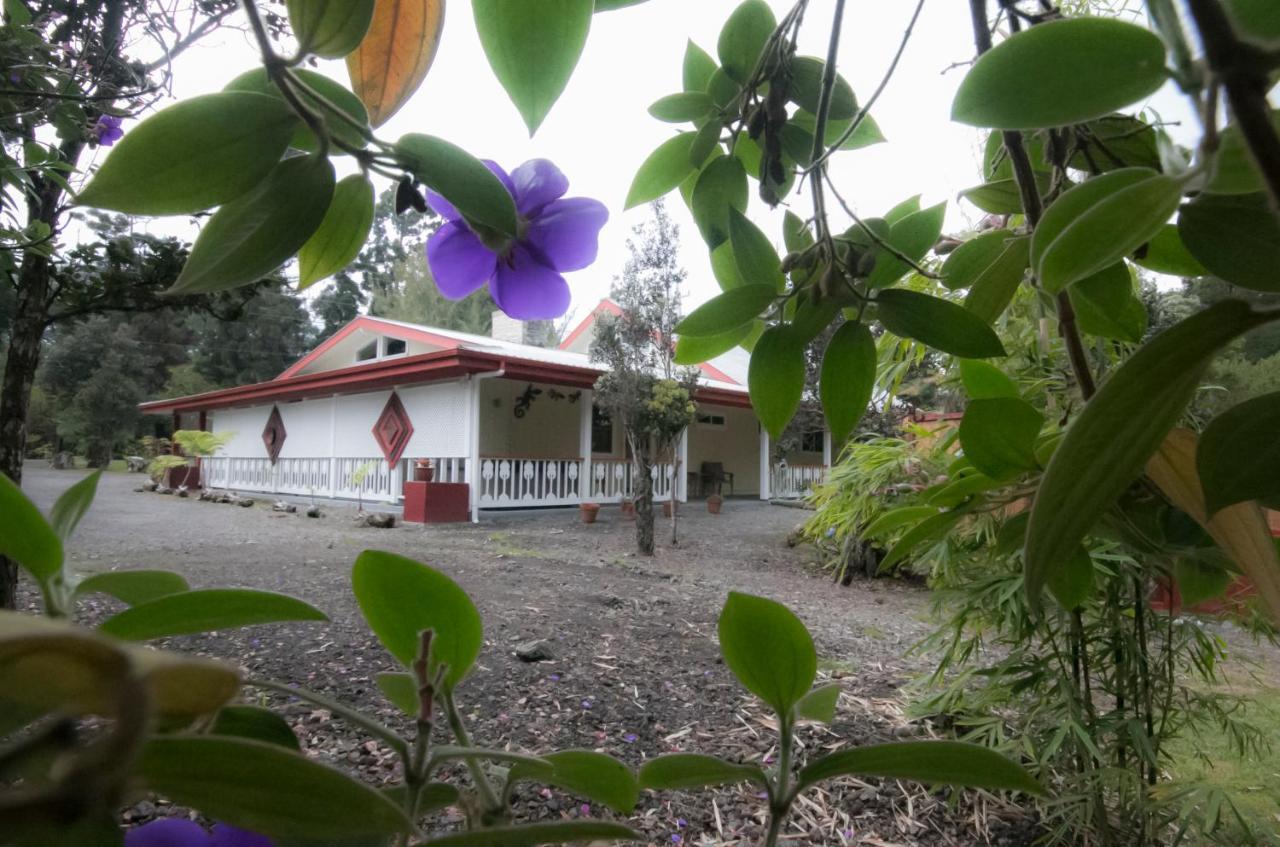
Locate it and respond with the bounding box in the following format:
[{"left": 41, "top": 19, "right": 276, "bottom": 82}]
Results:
[{"left": 634, "top": 453, "right": 654, "bottom": 557}]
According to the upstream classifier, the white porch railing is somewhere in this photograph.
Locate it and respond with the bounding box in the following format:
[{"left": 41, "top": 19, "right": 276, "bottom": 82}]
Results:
[
  {"left": 477, "top": 457, "right": 583, "bottom": 506},
  {"left": 587, "top": 458, "right": 674, "bottom": 503},
  {"left": 770, "top": 462, "right": 827, "bottom": 499},
  {"left": 202, "top": 456, "right": 466, "bottom": 503}
]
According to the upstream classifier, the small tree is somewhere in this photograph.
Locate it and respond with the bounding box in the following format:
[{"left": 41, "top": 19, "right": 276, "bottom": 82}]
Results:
[{"left": 591, "top": 201, "right": 698, "bottom": 554}]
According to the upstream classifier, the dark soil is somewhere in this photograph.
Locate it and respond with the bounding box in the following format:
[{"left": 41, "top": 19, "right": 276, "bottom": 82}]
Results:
[{"left": 20, "top": 468, "right": 1038, "bottom": 845}]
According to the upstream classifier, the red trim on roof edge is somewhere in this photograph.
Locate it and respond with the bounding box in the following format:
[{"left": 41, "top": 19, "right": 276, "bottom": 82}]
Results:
[
  {"left": 558, "top": 298, "right": 622, "bottom": 351},
  {"left": 275, "top": 316, "right": 463, "bottom": 380}
]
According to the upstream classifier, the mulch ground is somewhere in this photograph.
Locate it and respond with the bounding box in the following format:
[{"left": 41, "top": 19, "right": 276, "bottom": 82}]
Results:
[{"left": 20, "top": 468, "right": 1040, "bottom": 845}]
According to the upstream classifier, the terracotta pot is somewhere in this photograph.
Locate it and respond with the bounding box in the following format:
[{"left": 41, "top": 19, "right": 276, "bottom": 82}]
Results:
[
  {"left": 707, "top": 495, "right": 723, "bottom": 515},
  {"left": 620, "top": 499, "right": 636, "bottom": 520},
  {"left": 662, "top": 500, "right": 677, "bottom": 518},
  {"left": 413, "top": 460, "right": 434, "bottom": 482},
  {"left": 580, "top": 502, "right": 600, "bottom": 524}
]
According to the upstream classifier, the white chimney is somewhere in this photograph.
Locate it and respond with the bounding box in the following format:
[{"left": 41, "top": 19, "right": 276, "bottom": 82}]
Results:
[{"left": 490, "top": 312, "right": 525, "bottom": 344}]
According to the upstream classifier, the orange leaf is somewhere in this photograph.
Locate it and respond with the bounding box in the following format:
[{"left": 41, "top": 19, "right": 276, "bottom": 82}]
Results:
[
  {"left": 1146, "top": 428, "right": 1280, "bottom": 624},
  {"left": 346, "top": 0, "right": 446, "bottom": 127}
]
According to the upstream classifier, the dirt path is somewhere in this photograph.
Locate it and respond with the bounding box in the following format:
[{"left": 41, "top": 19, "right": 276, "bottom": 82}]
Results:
[{"left": 20, "top": 468, "right": 1031, "bottom": 845}]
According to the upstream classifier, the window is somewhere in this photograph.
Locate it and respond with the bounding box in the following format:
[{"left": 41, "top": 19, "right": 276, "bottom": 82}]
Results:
[
  {"left": 385, "top": 337, "right": 407, "bottom": 356},
  {"left": 591, "top": 407, "right": 613, "bottom": 453},
  {"left": 356, "top": 340, "right": 378, "bottom": 362},
  {"left": 697, "top": 413, "right": 726, "bottom": 428},
  {"left": 801, "top": 431, "right": 824, "bottom": 453}
]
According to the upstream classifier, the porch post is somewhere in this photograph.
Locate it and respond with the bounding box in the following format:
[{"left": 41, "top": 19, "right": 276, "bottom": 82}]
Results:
[
  {"left": 327, "top": 395, "right": 337, "bottom": 498},
  {"left": 759, "top": 425, "right": 770, "bottom": 501},
  {"left": 823, "top": 430, "right": 832, "bottom": 467},
  {"left": 468, "top": 377, "right": 483, "bottom": 523},
  {"left": 677, "top": 427, "right": 688, "bottom": 502},
  {"left": 578, "top": 389, "right": 593, "bottom": 504}
]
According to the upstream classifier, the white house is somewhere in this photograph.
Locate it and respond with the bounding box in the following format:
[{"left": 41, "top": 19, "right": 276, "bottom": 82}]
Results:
[{"left": 139, "top": 301, "right": 831, "bottom": 519}]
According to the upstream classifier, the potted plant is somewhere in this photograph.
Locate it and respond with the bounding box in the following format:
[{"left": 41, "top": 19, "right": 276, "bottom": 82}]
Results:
[
  {"left": 579, "top": 502, "right": 601, "bottom": 524},
  {"left": 620, "top": 498, "right": 635, "bottom": 518},
  {"left": 707, "top": 493, "right": 723, "bottom": 514},
  {"left": 414, "top": 458, "right": 434, "bottom": 482},
  {"left": 662, "top": 499, "right": 677, "bottom": 518}
]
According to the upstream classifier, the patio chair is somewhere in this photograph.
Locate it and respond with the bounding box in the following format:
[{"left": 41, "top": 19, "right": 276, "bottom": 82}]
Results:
[{"left": 700, "top": 462, "right": 734, "bottom": 496}]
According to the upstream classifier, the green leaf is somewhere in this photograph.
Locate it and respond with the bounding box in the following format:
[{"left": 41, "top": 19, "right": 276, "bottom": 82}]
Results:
[
  {"left": 951, "top": 18, "right": 1168, "bottom": 130},
  {"left": 1037, "top": 172, "right": 1183, "bottom": 293},
  {"left": 648, "top": 92, "right": 714, "bottom": 123},
  {"left": 683, "top": 40, "right": 717, "bottom": 92},
  {"left": 707, "top": 67, "right": 740, "bottom": 109},
  {"left": 1224, "top": 0, "right": 1280, "bottom": 43},
  {"left": 213, "top": 705, "right": 301, "bottom": 751},
  {"left": 626, "top": 132, "right": 700, "bottom": 209},
  {"left": 691, "top": 155, "right": 748, "bottom": 248},
  {"left": 820, "top": 322, "right": 876, "bottom": 443},
  {"left": 136, "top": 736, "right": 412, "bottom": 839},
  {"left": 1197, "top": 391, "right": 1280, "bottom": 515},
  {"left": 428, "top": 745, "right": 550, "bottom": 770},
  {"left": 1069, "top": 263, "right": 1146, "bottom": 343},
  {"left": 783, "top": 210, "right": 813, "bottom": 253},
  {"left": 710, "top": 240, "right": 745, "bottom": 290},
  {"left": 77, "top": 92, "right": 297, "bottom": 215},
  {"left": 958, "top": 173, "right": 1054, "bottom": 216},
  {"left": 396, "top": 133, "right": 517, "bottom": 236},
  {"left": 1030, "top": 169, "right": 1152, "bottom": 273},
  {"left": 375, "top": 671, "right": 418, "bottom": 715},
  {"left": 1068, "top": 114, "right": 1162, "bottom": 172},
  {"left": 225, "top": 69, "right": 371, "bottom": 156},
  {"left": 298, "top": 174, "right": 375, "bottom": 289},
  {"left": 422, "top": 822, "right": 639, "bottom": 847},
  {"left": 287, "top": 0, "right": 375, "bottom": 58},
  {"left": 864, "top": 202, "right": 947, "bottom": 289},
  {"left": 876, "top": 289, "right": 1006, "bottom": 358},
  {"left": 718, "top": 591, "right": 816, "bottom": 715},
  {"left": 688, "top": 120, "right": 722, "bottom": 169},
  {"left": 171, "top": 154, "right": 335, "bottom": 294},
  {"left": 794, "top": 682, "right": 840, "bottom": 723},
  {"left": 961, "top": 237, "right": 1030, "bottom": 325},
  {"left": 1174, "top": 555, "right": 1233, "bottom": 606},
  {"left": 1207, "top": 111, "right": 1280, "bottom": 194},
  {"left": 959, "top": 360, "right": 1018, "bottom": 400},
  {"left": 1131, "top": 224, "right": 1207, "bottom": 277},
  {"left": 1177, "top": 192, "right": 1280, "bottom": 292},
  {"left": 0, "top": 472, "right": 62, "bottom": 583},
  {"left": 99, "top": 589, "right": 327, "bottom": 640},
  {"left": 786, "top": 56, "right": 857, "bottom": 120},
  {"left": 509, "top": 750, "right": 639, "bottom": 813},
  {"left": 748, "top": 326, "right": 805, "bottom": 439},
  {"left": 674, "top": 324, "right": 751, "bottom": 365},
  {"left": 796, "top": 741, "right": 1044, "bottom": 795},
  {"left": 941, "top": 231, "right": 1016, "bottom": 291},
  {"left": 926, "top": 473, "right": 1002, "bottom": 509},
  {"left": 472, "top": 0, "right": 594, "bottom": 134},
  {"left": 717, "top": 0, "right": 776, "bottom": 83},
  {"left": 48, "top": 469, "right": 100, "bottom": 541},
  {"left": 73, "top": 570, "right": 189, "bottom": 605},
  {"left": 789, "top": 109, "right": 886, "bottom": 151},
  {"left": 676, "top": 285, "right": 775, "bottom": 337},
  {"left": 728, "top": 208, "right": 784, "bottom": 291},
  {"left": 1024, "top": 300, "right": 1280, "bottom": 605},
  {"left": 1048, "top": 546, "right": 1094, "bottom": 609},
  {"left": 638, "top": 753, "right": 767, "bottom": 790},
  {"left": 863, "top": 506, "right": 941, "bottom": 541},
  {"left": 880, "top": 510, "right": 965, "bottom": 571},
  {"left": 595, "top": 0, "right": 650, "bottom": 9},
  {"left": 352, "top": 550, "right": 483, "bottom": 690},
  {"left": 959, "top": 398, "right": 1044, "bottom": 480}
]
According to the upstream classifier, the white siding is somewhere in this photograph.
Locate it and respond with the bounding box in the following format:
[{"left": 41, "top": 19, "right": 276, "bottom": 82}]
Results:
[
  {"left": 333, "top": 391, "right": 393, "bottom": 456},
  {"left": 399, "top": 381, "right": 470, "bottom": 458},
  {"left": 208, "top": 406, "right": 272, "bottom": 457},
  {"left": 277, "top": 397, "right": 335, "bottom": 458}
]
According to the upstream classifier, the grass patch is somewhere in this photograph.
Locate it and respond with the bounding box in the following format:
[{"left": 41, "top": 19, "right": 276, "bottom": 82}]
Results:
[
  {"left": 484, "top": 531, "right": 548, "bottom": 560},
  {"left": 1167, "top": 674, "right": 1280, "bottom": 838}
]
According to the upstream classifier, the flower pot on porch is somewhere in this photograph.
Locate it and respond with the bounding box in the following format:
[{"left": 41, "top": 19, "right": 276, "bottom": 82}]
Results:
[
  {"left": 662, "top": 500, "right": 677, "bottom": 518},
  {"left": 707, "top": 494, "right": 723, "bottom": 515},
  {"left": 413, "top": 459, "right": 434, "bottom": 482},
  {"left": 580, "top": 502, "right": 601, "bottom": 524},
  {"left": 620, "top": 499, "right": 635, "bottom": 519}
]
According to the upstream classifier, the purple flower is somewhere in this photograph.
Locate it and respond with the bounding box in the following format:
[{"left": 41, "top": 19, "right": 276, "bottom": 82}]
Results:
[
  {"left": 581, "top": 699, "right": 592, "bottom": 709},
  {"left": 425, "top": 159, "right": 607, "bottom": 321},
  {"left": 670, "top": 835, "right": 682, "bottom": 844},
  {"left": 94, "top": 114, "right": 123, "bottom": 146},
  {"left": 580, "top": 803, "right": 591, "bottom": 816},
  {"left": 124, "top": 819, "right": 272, "bottom": 847},
  {"left": 623, "top": 733, "right": 638, "bottom": 743}
]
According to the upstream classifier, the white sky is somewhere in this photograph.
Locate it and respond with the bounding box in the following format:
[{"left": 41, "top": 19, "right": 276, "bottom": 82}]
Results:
[{"left": 91, "top": 0, "right": 1197, "bottom": 320}]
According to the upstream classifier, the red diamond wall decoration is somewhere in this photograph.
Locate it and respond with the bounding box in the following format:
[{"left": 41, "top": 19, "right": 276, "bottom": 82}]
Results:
[
  {"left": 262, "top": 405, "right": 286, "bottom": 464},
  {"left": 373, "top": 392, "right": 414, "bottom": 466}
]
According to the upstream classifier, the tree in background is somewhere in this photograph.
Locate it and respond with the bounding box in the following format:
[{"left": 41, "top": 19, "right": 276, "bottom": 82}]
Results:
[
  {"left": 188, "top": 285, "right": 314, "bottom": 387},
  {"left": 312, "top": 272, "right": 367, "bottom": 338},
  {"left": 370, "top": 252, "right": 495, "bottom": 336},
  {"left": 591, "top": 201, "right": 698, "bottom": 554}
]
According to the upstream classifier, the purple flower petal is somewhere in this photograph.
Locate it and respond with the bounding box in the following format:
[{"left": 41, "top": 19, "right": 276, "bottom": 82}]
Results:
[
  {"left": 425, "top": 160, "right": 515, "bottom": 221},
  {"left": 124, "top": 819, "right": 212, "bottom": 847},
  {"left": 525, "top": 197, "right": 608, "bottom": 272},
  {"left": 210, "top": 824, "right": 273, "bottom": 847},
  {"left": 491, "top": 246, "right": 571, "bottom": 320},
  {"left": 426, "top": 222, "right": 497, "bottom": 300},
  {"left": 511, "top": 159, "right": 569, "bottom": 217}
]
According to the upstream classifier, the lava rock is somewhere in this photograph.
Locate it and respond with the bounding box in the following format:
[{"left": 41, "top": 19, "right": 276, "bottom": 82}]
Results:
[
  {"left": 156, "top": 486, "right": 173, "bottom": 495},
  {"left": 365, "top": 512, "right": 397, "bottom": 529},
  {"left": 238, "top": 497, "right": 255, "bottom": 508},
  {"left": 306, "top": 505, "right": 323, "bottom": 518},
  {"left": 272, "top": 500, "right": 297, "bottom": 513},
  {"left": 515, "top": 640, "right": 556, "bottom": 662},
  {"left": 176, "top": 485, "right": 189, "bottom": 498}
]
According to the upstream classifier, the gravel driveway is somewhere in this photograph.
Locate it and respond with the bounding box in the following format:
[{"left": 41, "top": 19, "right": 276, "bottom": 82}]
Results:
[{"left": 18, "top": 467, "right": 1034, "bottom": 846}]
